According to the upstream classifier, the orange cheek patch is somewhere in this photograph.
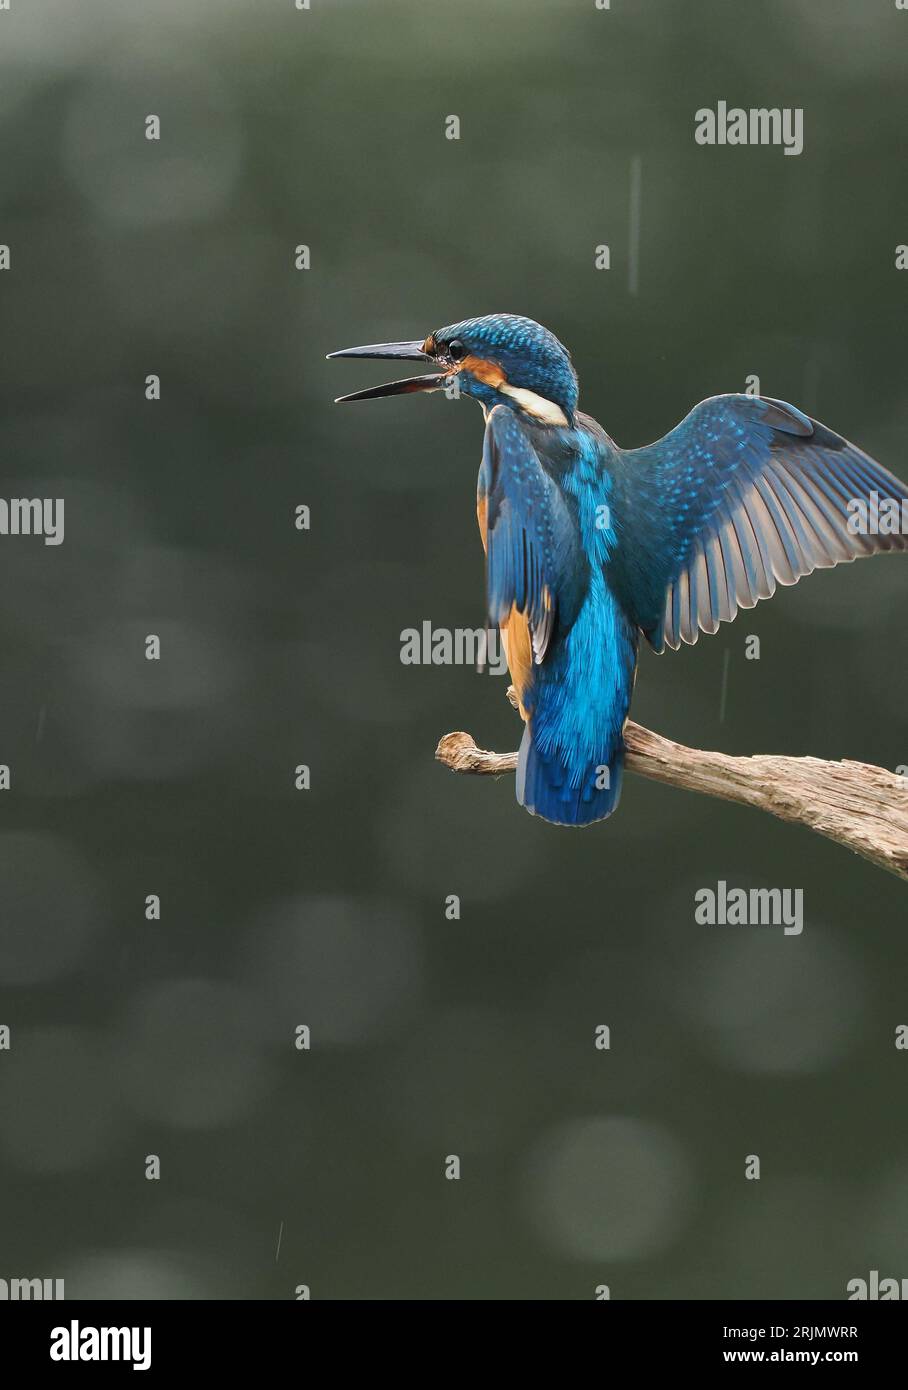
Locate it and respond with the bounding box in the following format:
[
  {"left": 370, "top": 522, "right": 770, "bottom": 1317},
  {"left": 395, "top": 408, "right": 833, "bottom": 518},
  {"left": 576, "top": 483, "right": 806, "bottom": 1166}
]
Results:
[{"left": 462, "top": 355, "right": 506, "bottom": 389}]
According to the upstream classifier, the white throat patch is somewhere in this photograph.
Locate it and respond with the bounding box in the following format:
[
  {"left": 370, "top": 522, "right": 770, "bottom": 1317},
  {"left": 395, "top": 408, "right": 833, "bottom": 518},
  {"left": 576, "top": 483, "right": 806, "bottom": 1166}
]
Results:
[{"left": 499, "top": 384, "right": 569, "bottom": 427}]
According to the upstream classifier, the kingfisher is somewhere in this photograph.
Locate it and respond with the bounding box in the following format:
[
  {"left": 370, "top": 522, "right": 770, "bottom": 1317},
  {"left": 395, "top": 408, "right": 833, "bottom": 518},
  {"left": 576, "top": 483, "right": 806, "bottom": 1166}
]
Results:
[{"left": 329, "top": 314, "right": 908, "bottom": 826}]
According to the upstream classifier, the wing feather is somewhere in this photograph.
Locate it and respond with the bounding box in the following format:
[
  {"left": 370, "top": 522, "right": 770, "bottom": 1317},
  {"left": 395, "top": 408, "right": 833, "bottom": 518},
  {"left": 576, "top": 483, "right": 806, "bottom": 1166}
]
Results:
[
  {"left": 607, "top": 394, "right": 908, "bottom": 651},
  {"left": 478, "top": 405, "right": 583, "bottom": 666}
]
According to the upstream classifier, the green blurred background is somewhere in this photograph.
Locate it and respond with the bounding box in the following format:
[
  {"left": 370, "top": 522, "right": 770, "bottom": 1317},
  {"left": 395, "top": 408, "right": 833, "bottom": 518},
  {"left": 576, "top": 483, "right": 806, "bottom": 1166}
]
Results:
[{"left": 0, "top": 0, "right": 906, "bottom": 1300}]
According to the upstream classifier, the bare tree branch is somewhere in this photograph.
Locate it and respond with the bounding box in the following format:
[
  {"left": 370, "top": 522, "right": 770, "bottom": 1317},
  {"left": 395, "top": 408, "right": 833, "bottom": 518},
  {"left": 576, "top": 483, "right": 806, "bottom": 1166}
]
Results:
[{"left": 435, "top": 702, "right": 908, "bottom": 882}]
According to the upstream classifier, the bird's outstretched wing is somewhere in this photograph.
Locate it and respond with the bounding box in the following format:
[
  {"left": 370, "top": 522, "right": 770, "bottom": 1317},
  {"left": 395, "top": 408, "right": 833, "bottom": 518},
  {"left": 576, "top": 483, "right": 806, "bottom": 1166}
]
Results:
[
  {"left": 478, "top": 405, "right": 584, "bottom": 663},
  {"left": 607, "top": 393, "right": 908, "bottom": 652}
]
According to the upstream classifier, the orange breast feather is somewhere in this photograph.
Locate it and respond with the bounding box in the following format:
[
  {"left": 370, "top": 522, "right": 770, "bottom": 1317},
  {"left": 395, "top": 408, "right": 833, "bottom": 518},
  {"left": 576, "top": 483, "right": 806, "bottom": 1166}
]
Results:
[{"left": 476, "top": 498, "right": 532, "bottom": 721}]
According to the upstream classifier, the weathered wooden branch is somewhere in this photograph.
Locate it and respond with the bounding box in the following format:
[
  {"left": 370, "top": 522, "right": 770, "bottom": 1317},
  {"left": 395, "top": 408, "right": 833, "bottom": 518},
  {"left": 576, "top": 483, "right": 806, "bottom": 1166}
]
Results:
[{"left": 435, "top": 696, "right": 908, "bottom": 882}]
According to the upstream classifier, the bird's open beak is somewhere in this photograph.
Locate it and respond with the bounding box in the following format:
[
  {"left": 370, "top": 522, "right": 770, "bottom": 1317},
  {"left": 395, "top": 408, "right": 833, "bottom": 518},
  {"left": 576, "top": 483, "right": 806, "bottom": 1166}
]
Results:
[{"left": 326, "top": 339, "right": 449, "bottom": 403}]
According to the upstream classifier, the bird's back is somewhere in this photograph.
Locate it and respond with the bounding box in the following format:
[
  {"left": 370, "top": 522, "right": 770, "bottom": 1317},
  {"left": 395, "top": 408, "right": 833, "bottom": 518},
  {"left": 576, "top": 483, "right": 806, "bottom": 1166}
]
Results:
[{"left": 479, "top": 411, "right": 639, "bottom": 825}]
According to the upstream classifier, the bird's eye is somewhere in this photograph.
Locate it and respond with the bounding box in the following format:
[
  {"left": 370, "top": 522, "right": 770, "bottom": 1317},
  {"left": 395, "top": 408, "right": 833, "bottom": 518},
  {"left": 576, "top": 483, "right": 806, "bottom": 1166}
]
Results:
[{"left": 447, "top": 339, "right": 467, "bottom": 362}]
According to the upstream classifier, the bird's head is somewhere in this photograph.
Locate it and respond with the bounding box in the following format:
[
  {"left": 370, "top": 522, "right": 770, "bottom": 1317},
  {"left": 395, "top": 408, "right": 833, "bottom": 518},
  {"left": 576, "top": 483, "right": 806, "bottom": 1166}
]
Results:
[{"left": 328, "top": 313, "right": 578, "bottom": 427}]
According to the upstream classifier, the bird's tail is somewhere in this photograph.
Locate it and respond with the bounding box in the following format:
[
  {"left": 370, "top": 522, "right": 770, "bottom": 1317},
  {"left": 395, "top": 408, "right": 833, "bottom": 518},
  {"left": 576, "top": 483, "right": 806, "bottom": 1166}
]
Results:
[{"left": 516, "top": 723, "right": 625, "bottom": 827}]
